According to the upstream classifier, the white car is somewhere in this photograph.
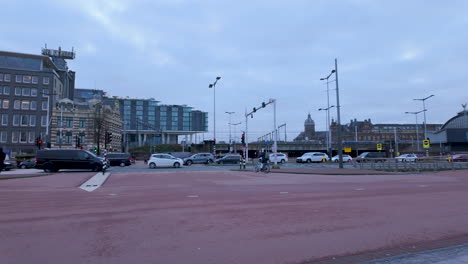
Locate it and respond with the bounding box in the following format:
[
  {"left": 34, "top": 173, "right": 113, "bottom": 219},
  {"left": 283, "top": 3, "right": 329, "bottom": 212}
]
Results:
[
  {"left": 331, "top": 154, "right": 353, "bottom": 162},
  {"left": 296, "top": 152, "right": 329, "bottom": 163},
  {"left": 269, "top": 153, "right": 288, "bottom": 163},
  {"left": 148, "top": 153, "right": 183, "bottom": 168},
  {"left": 395, "top": 154, "right": 422, "bottom": 162}
]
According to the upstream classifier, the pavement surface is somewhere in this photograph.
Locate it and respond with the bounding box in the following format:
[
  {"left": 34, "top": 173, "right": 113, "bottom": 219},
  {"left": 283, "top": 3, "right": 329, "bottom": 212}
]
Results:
[{"left": 1, "top": 168, "right": 468, "bottom": 264}]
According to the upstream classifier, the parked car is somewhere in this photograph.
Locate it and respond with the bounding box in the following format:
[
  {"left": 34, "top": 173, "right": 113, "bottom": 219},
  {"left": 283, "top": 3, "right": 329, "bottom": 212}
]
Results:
[
  {"left": 331, "top": 154, "right": 353, "bottom": 162},
  {"left": 18, "top": 158, "right": 36, "bottom": 169},
  {"left": 450, "top": 154, "right": 468, "bottom": 162},
  {"left": 105, "top": 153, "right": 132, "bottom": 167},
  {"left": 35, "top": 149, "right": 104, "bottom": 172},
  {"left": 269, "top": 153, "right": 288, "bottom": 163},
  {"left": 215, "top": 154, "right": 242, "bottom": 164},
  {"left": 355, "top": 152, "right": 387, "bottom": 163},
  {"left": 296, "top": 152, "right": 329, "bottom": 163},
  {"left": 148, "top": 153, "right": 183, "bottom": 168},
  {"left": 395, "top": 154, "right": 423, "bottom": 162},
  {"left": 3, "top": 160, "right": 15, "bottom": 171},
  {"left": 183, "top": 153, "right": 214, "bottom": 165}
]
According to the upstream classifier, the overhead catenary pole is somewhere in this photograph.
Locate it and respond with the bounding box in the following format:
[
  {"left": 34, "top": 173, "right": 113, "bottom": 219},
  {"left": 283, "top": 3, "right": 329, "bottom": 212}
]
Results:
[{"left": 334, "top": 58, "right": 344, "bottom": 168}]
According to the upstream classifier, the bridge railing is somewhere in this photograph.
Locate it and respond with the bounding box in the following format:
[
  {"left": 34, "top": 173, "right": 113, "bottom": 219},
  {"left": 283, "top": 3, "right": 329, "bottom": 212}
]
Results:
[{"left": 353, "top": 157, "right": 468, "bottom": 172}]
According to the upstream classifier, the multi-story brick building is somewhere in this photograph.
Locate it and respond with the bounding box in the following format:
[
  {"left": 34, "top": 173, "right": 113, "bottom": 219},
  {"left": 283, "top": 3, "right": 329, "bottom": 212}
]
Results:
[{"left": 0, "top": 49, "right": 75, "bottom": 155}]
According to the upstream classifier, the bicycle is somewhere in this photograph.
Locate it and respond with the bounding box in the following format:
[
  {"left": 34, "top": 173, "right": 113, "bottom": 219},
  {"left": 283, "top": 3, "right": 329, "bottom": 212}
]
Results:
[{"left": 255, "top": 160, "right": 270, "bottom": 173}]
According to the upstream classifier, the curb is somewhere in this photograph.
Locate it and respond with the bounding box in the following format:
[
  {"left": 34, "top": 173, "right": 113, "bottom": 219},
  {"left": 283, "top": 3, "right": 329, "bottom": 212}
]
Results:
[{"left": 0, "top": 173, "right": 52, "bottom": 180}]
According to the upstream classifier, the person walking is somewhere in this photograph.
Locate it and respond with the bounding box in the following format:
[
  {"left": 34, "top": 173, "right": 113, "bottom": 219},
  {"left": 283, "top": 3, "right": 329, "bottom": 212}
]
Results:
[{"left": 0, "top": 148, "right": 6, "bottom": 173}]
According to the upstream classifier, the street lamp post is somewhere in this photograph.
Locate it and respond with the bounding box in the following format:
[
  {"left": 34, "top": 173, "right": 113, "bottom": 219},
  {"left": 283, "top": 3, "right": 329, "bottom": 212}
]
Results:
[
  {"left": 225, "top": 111, "right": 235, "bottom": 152},
  {"left": 208, "top": 76, "right": 221, "bottom": 155},
  {"left": 320, "top": 72, "right": 334, "bottom": 159},
  {"left": 405, "top": 110, "right": 426, "bottom": 152},
  {"left": 318, "top": 106, "right": 335, "bottom": 157},
  {"left": 321, "top": 58, "right": 343, "bottom": 168},
  {"left": 413, "top": 95, "right": 434, "bottom": 139},
  {"left": 56, "top": 100, "right": 75, "bottom": 149}
]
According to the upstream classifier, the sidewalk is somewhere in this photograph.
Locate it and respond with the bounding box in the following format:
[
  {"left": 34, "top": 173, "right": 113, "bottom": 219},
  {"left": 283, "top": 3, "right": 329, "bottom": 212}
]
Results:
[{"left": 0, "top": 169, "right": 48, "bottom": 180}]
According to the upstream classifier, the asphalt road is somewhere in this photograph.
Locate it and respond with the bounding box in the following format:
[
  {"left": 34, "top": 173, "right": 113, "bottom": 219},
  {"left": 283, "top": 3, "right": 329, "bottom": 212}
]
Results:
[{"left": 1, "top": 167, "right": 468, "bottom": 264}]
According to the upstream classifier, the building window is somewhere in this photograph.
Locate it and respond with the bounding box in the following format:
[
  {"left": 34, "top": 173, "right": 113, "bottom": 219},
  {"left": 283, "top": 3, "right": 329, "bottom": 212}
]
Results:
[
  {"left": 79, "top": 133, "right": 85, "bottom": 145},
  {"left": 29, "top": 132, "right": 35, "bottom": 143},
  {"left": 42, "top": 101, "right": 48, "bottom": 110},
  {"left": 136, "top": 110, "right": 143, "bottom": 116},
  {"left": 0, "top": 131, "right": 7, "bottom": 143},
  {"left": 0, "top": 73, "right": 3, "bottom": 82},
  {"left": 32, "top": 76, "right": 38, "bottom": 84},
  {"left": 22, "top": 75, "right": 31, "bottom": 83},
  {"left": 14, "top": 100, "right": 21, "bottom": 109},
  {"left": 136, "top": 101, "right": 143, "bottom": 106},
  {"left": 21, "top": 100, "right": 30, "bottom": 110},
  {"left": 15, "top": 87, "right": 21, "bottom": 95},
  {"left": 3, "top": 86, "right": 10, "bottom": 95},
  {"left": 22, "top": 88, "right": 30, "bottom": 96},
  {"left": 30, "top": 115, "right": 36, "bottom": 126},
  {"left": 31, "top": 88, "right": 37, "bottom": 96},
  {"left": 65, "top": 117, "right": 73, "bottom": 128},
  {"left": 30, "top": 101, "right": 37, "bottom": 110},
  {"left": 4, "top": 74, "right": 11, "bottom": 82},
  {"left": 16, "top": 75, "right": 22, "bottom": 83},
  {"left": 79, "top": 118, "right": 86, "bottom": 128},
  {"left": 12, "top": 131, "right": 18, "bottom": 143},
  {"left": 2, "top": 99, "right": 9, "bottom": 109},
  {"left": 21, "top": 115, "right": 29, "bottom": 126},
  {"left": 13, "top": 115, "right": 20, "bottom": 126},
  {"left": 43, "top": 77, "right": 50, "bottom": 85},
  {"left": 65, "top": 132, "right": 72, "bottom": 144},
  {"left": 41, "top": 116, "right": 47, "bottom": 127},
  {"left": 20, "top": 131, "right": 27, "bottom": 143},
  {"left": 42, "top": 89, "right": 49, "bottom": 97},
  {"left": 1, "top": 114, "right": 7, "bottom": 126}
]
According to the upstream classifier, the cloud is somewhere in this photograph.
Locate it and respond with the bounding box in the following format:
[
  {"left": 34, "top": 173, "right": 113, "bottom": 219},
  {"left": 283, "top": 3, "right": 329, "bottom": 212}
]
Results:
[
  {"left": 398, "top": 47, "right": 423, "bottom": 61},
  {"left": 51, "top": 0, "right": 173, "bottom": 66}
]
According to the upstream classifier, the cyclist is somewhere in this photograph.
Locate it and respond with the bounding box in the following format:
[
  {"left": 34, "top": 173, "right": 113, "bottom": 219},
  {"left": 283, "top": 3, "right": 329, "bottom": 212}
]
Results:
[{"left": 258, "top": 149, "right": 270, "bottom": 170}]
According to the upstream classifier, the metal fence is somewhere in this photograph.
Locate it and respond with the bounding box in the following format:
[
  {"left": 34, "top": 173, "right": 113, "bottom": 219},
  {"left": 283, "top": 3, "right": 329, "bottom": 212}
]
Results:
[{"left": 353, "top": 158, "right": 468, "bottom": 172}]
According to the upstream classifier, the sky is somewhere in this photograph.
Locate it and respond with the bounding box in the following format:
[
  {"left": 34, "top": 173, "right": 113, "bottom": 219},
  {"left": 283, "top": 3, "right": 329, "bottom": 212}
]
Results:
[{"left": 1, "top": 0, "right": 468, "bottom": 142}]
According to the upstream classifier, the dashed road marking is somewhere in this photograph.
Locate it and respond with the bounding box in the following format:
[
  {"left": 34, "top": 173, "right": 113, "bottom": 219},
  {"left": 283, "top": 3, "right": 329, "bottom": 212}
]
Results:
[
  {"left": 419, "top": 185, "right": 428, "bottom": 188},
  {"left": 187, "top": 195, "right": 199, "bottom": 198},
  {"left": 355, "top": 188, "right": 365, "bottom": 191},
  {"left": 279, "top": 192, "right": 289, "bottom": 194}
]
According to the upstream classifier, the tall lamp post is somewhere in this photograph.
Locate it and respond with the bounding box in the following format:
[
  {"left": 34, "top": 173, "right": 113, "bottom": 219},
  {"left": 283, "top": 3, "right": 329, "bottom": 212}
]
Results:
[
  {"left": 225, "top": 111, "right": 235, "bottom": 152},
  {"left": 320, "top": 70, "right": 335, "bottom": 159},
  {"left": 56, "top": 99, "right": 75, "bottom": 149},
  {"left": 321, "top": 58, "right": 343, "bottom": 168},
  {"left": 413, "top": 94, "right": 434, "bottom": 140},
  {"left": 318, "top": 105, "right": 335, "bottom": 157},
  {"left": 208, "top": 76, "right": 221, "bottom": 154},
  {"left": 405, "top": 110, "right": 426, "bottom": 152}
]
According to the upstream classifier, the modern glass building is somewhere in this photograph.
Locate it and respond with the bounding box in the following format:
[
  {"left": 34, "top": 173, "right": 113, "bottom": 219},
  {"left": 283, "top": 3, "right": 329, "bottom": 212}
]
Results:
[{"left": 112, "top": 98, "right": 208, "bottom": 149}]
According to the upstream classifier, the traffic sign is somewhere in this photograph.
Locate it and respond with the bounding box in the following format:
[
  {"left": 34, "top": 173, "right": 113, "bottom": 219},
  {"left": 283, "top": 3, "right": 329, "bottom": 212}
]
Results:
[
  {"left": 344, "top": 147, "right": 352, "bottom": 153},
  {"left": 423, "top": 139, "right": 430, "bottom": 149},
  {"left": 376, "top": 143, "right": 383, "bottom": 151},
  {"left": 265, "top": 140, "right": 270, "bottom": 146}
]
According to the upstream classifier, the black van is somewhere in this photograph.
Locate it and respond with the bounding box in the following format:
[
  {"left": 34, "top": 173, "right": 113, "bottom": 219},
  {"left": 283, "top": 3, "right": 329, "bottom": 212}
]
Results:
[
  {"left": 105, "top": 153, "right": 131, "bottom": 167},
  {"left": 35, "top": 149, "right": 104, "bottom": 172}
]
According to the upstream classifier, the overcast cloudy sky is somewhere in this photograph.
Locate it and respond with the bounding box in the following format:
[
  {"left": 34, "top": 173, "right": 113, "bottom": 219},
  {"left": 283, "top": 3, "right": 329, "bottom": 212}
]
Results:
[{"left": 2, "top": 0, "right": 467, "bottom": 142}]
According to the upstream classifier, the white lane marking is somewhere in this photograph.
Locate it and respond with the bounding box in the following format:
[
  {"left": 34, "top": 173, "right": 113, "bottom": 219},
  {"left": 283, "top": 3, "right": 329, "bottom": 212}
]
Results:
[
  {"left": 419, "top": 185, "right": 428, "bottom": 188},
  {"left": 279, "top": 192, "right": 289, "bottom": 194},
  {"left": 187, "top": 195, "right": 199, "bottom": 198},
  {"left": 355, "top": 188, "right": 365, "bottom": 191},
  {"left": 79, "top": 172, "right": 111, "bottom": 192},
  {"left": 109, "top": 193, "right": 117, "bottom": 196}
]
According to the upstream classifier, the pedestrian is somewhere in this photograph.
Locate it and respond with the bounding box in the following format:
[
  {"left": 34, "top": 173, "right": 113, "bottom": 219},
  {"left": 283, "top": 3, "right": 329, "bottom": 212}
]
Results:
[{"left": 0, "top": 148, "right": 6, "bottom": 173}]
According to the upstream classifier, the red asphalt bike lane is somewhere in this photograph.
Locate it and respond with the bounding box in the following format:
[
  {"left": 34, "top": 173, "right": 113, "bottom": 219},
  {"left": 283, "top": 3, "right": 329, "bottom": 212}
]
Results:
[{"left": 1, "top": 170, "right": 468, "bottom": 264}]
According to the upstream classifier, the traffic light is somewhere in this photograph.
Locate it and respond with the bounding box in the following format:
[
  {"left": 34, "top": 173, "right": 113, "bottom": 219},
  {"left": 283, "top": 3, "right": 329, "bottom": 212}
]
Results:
[
  {"left": 241, "top": 132, "right": 245, "bottom": 145},
  {"left": 36, "top": 137, "right": 43, "bottom": 149},
  {"left": 252, "top": 107, "right": 256, "bottom": 113},
  {"left": 105, "top": 132, "right": 113, "bottom": 144},
  {"left": 75, "top": 135, "right": 81, "bottom": 148},
  {"left": 93, "top": 147, "right": 97, "bottom": 153},
  {"left": 262, "top": 102, "right": 266, "bottom": 108}
]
